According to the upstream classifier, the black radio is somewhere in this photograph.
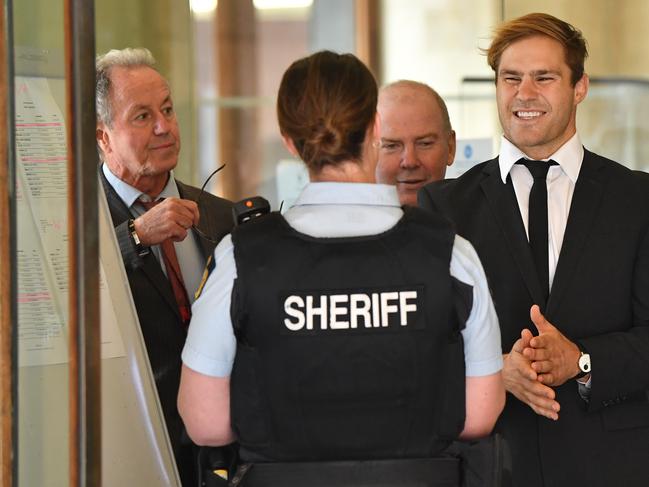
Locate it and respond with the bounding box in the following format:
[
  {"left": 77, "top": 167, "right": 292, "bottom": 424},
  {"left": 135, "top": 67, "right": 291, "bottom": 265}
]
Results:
[{"left": 232, "top": 196, "right": 271, "bottom": 226}]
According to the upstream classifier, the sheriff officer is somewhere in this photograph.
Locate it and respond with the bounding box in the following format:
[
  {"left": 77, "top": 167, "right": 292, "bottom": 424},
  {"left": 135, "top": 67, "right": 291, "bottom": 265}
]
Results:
[{"left": 178, "top": 51, "right": 504, "bottom": 486}]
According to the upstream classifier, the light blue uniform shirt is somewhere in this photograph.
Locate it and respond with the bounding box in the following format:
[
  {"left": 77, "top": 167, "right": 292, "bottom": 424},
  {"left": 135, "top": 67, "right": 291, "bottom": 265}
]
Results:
[
  {"left": 102, "top": 164, "right": 205, "bottom": 300},
  {"left": 183, "top": 182, "right": 503, "bottom": 378}
]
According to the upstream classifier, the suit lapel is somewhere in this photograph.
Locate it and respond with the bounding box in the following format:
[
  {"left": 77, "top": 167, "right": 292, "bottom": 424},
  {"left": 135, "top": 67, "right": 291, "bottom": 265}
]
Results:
[
  {"left": 546, "top": 150, "right": 606, "bottom": 314},
  {"left": 480, "top": 159, "right": 545, "bottom": 306},
  {"left": 177, "top": 180, "right": 218, "bottom": 258},
  {"left": 100, "top": 167, "right": 182, "bottom": 320},
  {"left": 99, "top": 168, "right": 132, "bottom": 225}
]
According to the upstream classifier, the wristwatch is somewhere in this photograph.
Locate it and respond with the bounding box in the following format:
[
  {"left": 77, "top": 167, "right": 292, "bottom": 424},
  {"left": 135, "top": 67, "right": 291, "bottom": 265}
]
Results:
[
  {"left": 128, "top": 218, "right": 149, "bottom": 257},
  {"left": 576, "top": 350, "right": 591, "bottom": 380}
]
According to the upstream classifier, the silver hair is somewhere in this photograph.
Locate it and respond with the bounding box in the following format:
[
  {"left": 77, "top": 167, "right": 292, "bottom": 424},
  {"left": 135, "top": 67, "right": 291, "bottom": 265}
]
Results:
[{"left": 95, "top": 47, "right": 158, "bottom": 127}]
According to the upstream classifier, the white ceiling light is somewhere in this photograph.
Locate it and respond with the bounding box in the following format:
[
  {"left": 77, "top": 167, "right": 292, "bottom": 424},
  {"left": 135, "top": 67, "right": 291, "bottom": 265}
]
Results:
[
  {"left": 253, "top": 0, "right": 313, "bottom": 10},
  {"left": 190, "top": 0, "right": 217, "bottom": 20}
]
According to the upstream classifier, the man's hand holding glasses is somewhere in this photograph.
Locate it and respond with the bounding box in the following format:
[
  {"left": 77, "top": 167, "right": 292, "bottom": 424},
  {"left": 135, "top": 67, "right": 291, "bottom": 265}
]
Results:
[
  {"left": 133, "top": 198, "right": 200, "bottom": 246},
  {"left": 132, "top": 164, "right": 227, "bottom": 247}
]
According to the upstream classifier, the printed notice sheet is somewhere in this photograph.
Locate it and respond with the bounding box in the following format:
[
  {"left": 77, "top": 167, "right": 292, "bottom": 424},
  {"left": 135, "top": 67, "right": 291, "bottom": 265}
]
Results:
[{"left": 16, "top": 76, "right": 125, "bottom": 366}]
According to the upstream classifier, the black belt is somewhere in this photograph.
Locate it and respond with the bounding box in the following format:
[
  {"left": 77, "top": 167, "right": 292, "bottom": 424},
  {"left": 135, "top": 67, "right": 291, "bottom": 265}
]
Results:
[{"left": 230, "top": 457, "right": 460, "bottom": 487}]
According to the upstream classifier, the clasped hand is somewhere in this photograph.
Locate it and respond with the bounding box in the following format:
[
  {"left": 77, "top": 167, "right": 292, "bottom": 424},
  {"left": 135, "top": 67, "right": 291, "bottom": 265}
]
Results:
[
  {"left": 503, "top": 305, "right": 581, "bottom": 420},
  {"left": 523, "top": 305, "right": 581, "bottom": 387}
]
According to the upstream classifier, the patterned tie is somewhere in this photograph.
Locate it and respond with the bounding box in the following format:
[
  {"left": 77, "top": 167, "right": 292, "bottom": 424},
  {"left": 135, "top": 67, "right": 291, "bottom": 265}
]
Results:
[
  {"left": 139, "top": 199, "right": 192, "bottom": 328},
  {"left": 515, "top": 159, "right": 558, "bottom": 305}
]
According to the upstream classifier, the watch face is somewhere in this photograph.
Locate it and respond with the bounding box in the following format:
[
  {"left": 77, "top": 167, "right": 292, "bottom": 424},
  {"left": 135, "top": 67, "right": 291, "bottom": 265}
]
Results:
[{"left": 578, "top": 353, "right": 591, "bottom": 373}]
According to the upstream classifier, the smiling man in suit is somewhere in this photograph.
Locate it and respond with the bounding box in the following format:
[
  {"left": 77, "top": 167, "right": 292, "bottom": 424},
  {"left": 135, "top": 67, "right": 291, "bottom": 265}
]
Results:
[
  {"left": 419, "top": 13, "right": 649, "bottom": 487},
  {"left": 96, "top": 47, "right": 233, "bottom": 485}
]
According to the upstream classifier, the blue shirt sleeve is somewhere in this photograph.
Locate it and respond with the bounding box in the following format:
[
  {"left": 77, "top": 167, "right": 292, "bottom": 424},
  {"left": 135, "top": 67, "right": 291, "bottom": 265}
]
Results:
[{"left": 182, "top": 234, "right": 238, "bottom": 377}]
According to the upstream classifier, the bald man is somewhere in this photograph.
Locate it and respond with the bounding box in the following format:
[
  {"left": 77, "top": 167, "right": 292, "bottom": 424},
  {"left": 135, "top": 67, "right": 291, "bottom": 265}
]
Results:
[{"left": 376, "top": 80, "right": 456, "bottom": 206}]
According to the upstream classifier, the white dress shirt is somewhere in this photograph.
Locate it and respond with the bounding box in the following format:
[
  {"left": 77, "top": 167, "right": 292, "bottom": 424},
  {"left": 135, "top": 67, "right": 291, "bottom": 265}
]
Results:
[
  {"left": 498, "top": 133, "right": 584, "bottom": 291},
  {"left": 498, "top": 134, "right": 592, "bottom": 392}
]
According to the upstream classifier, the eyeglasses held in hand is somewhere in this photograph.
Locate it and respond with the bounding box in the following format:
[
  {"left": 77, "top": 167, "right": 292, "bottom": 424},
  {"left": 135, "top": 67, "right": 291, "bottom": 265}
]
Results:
[{"left": 192, "top": 163, "right": 226, "bottom": 243}]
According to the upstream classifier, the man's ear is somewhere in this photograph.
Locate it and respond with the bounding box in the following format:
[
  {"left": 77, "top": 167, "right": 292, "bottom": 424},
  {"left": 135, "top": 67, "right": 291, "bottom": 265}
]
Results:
[
  {"left": 96, "top": 124, "right": 111, "bottom": 154},
  {"left": 372, "top": 111, "right": 381, "bottom": 141},
  {"left": 574, "top": 73, "right": 589, "bottom": 106},
  {"left": 447, "top": 130, "right": 457, "bottom": 166},
  {"left": 281, "top": 134, "right": 299, "bottom": 157}
]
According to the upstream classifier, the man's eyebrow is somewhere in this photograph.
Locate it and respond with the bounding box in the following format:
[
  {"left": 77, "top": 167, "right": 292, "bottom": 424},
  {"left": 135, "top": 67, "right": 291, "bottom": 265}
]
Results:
[
  {"left": 126, "top": 95, "right": 173, "bottom": 114},
  {"left": 126, "top": 102, "right": 150, "bottom": 114},
  {"left": 499, "top": 69, "right": 522, "bottom": 76},
  {"left": 499, "top": 68, "right": 561, "bottom": 76},
  {"left": 380, "top": 132, "right": 439, "bottom": 142},
  {"left": 415, "top": 132, "right": 438, "bottom": 140},
  {"left": 532, "top": 69, "right": 561, "bottom": 76}
]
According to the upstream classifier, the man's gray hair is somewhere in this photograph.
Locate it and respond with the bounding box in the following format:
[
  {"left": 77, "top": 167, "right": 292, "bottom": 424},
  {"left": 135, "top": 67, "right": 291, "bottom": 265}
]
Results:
[
  {"left": 379, "top": 80, "right": 453, "bottom": 133},
  {"left": 95, "top": 47, "right": 157, "bottom": 126}
]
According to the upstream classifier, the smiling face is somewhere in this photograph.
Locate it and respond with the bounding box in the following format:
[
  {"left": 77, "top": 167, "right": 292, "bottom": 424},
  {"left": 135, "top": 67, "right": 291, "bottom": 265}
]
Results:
[
  {"left": 376, "top": 84, "right": 456, "bottom": 206},
  {"left": 96, "top": 65, "right": 180, "bottom": 196},
  {"left": 496, "top": 35, "right": 588, "bottom": 160}
]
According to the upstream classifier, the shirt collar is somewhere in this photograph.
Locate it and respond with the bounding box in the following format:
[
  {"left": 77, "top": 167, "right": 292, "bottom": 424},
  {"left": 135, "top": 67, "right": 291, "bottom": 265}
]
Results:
[
  {"left": 292, "top": 182, "right": 401, "bottom": 208},
  {"left": 498, "top": 133, "right": 584, "bottom": 184},
  {"left": 102, "top": 163, "right": 179, "bottom": 207}
]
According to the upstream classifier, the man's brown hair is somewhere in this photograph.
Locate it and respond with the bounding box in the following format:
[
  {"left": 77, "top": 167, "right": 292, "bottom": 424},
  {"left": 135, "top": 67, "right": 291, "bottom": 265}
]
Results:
[{"left": 486, "top": 12, "right": 588, "bottom": 86}]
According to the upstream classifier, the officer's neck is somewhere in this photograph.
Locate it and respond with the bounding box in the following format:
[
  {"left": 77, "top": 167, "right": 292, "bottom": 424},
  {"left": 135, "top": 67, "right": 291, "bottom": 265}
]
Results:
[{"left": 310, "top": 159, "right": 375, "bottom": 184}]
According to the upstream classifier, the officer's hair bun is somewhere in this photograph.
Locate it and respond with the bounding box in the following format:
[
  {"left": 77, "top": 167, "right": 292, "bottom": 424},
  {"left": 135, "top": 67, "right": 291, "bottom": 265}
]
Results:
[{"left": 277, "top": 50, "right": 377, "bottom": 173}]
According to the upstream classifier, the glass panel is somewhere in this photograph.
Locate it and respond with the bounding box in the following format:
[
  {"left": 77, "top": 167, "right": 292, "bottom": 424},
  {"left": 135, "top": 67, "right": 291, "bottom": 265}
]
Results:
[
  {"left": 579, "top": 81, "right": 649, "bottom": 171},
  {"left": 194, "top": 0, "right": 365, "bottom": 206},
  {"left": 12, "top": 1, "right": 69, "bottom": 485}
]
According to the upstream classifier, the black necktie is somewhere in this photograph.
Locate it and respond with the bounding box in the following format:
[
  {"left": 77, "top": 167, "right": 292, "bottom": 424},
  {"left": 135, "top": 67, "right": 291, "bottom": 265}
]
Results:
[{"left": 516, "top": 159, "right": 558, "bottom": 304}]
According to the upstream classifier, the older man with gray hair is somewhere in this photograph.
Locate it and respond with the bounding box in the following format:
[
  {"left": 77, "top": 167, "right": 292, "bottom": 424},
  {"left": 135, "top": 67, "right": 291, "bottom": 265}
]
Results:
[
  {"left": 96, "top": 47, "right": 233, "bottom": 485},
  {"left": 376, "top": 80, "right": 456, "bottom": 206}
]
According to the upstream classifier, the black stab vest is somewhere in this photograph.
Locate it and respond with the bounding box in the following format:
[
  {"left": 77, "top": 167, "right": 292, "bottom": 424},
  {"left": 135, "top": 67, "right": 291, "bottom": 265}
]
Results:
[{"left": 230, "top": 207, "right": 465, "bottom": 462}]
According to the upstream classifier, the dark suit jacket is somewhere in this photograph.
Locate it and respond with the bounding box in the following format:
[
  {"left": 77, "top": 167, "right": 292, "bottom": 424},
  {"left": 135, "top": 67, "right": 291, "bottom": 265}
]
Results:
[
  {"left": 419, "top": 150, "right": 649, "bottom": 487},
  {"left": 100, "top": 170, "right": 233, "bottom": 486}
]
